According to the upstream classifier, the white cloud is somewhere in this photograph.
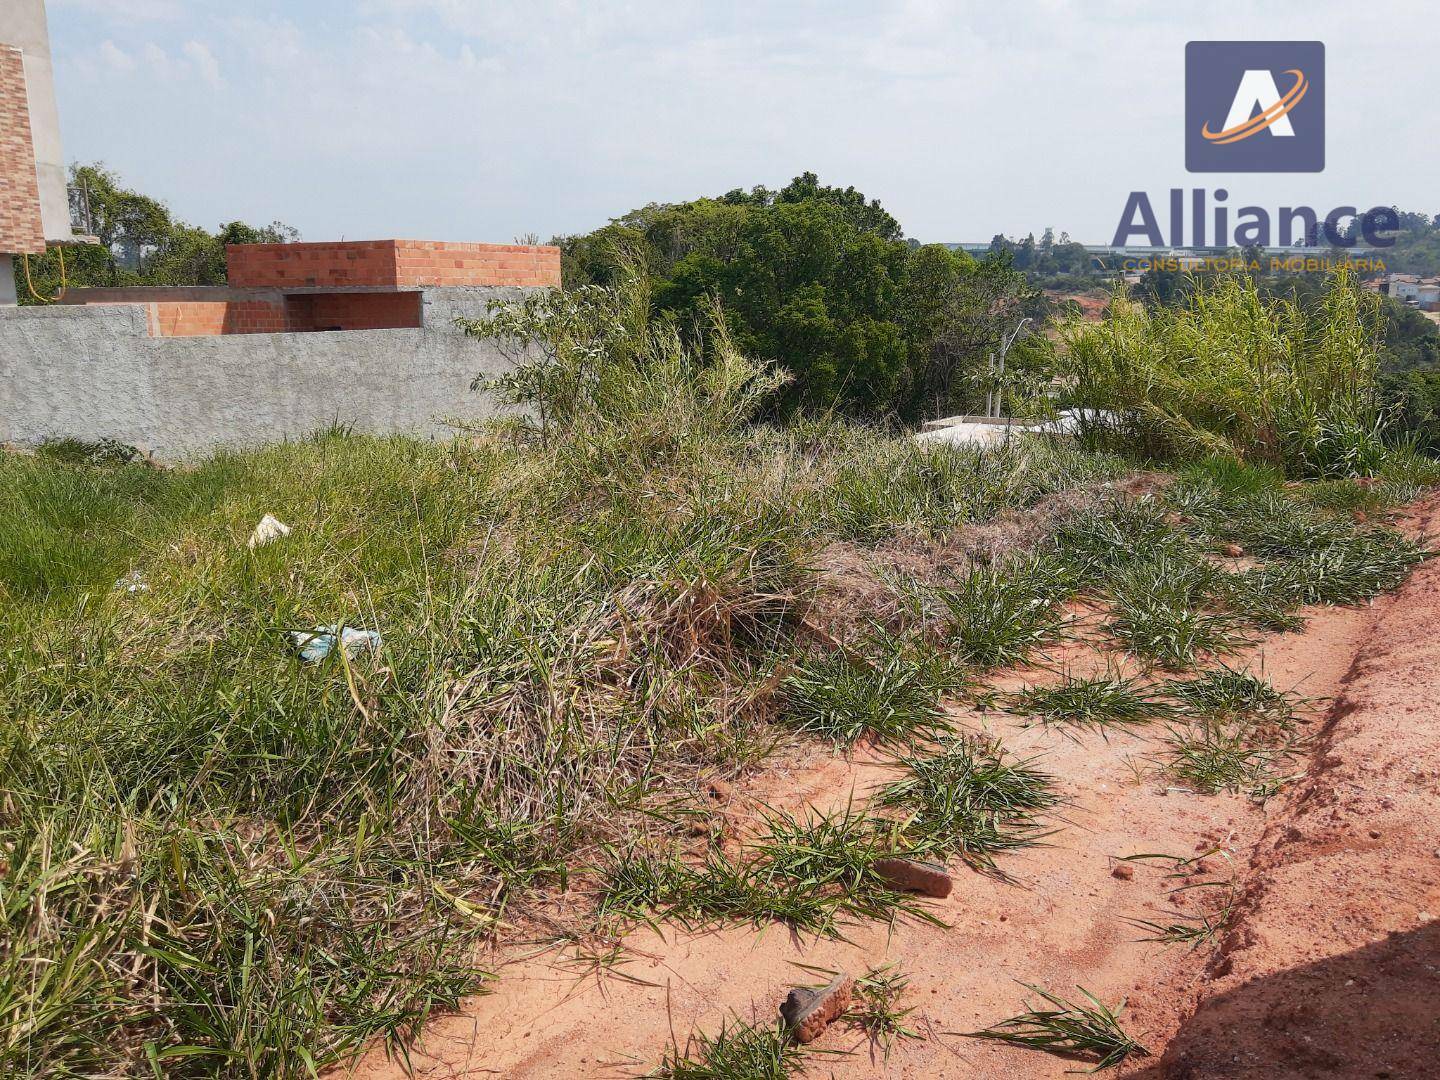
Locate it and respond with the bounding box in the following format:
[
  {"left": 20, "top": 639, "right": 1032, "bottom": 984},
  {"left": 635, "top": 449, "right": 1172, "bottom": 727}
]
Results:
[
  {"left": 45, "top": 0, "right": 1440, "bottom": 246},
  {"left": 96, "top": 40, "right": 135, "bottom": 73},
  {"left": 181, "top": 40, "right": 221, "bottom": 88},
  {"left": 51, "top": 0, "right": 182, "bottom": 19}
]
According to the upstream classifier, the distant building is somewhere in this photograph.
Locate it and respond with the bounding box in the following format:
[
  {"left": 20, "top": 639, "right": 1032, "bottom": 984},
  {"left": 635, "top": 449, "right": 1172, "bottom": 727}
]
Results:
[{"left": 1378, "top": 273, "right": 1440, "bottom": 311}]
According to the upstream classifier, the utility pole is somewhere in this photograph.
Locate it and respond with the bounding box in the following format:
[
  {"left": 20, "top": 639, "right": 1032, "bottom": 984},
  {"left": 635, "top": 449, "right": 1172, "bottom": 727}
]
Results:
[{"left": 989, "top": 316, "right": 1032, "bottom": 418}]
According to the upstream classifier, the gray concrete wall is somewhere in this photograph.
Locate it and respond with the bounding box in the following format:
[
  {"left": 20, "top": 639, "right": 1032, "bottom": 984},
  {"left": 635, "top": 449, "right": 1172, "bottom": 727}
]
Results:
[{"left": 0, "top": 287, "right": 534, "bottom": 459}]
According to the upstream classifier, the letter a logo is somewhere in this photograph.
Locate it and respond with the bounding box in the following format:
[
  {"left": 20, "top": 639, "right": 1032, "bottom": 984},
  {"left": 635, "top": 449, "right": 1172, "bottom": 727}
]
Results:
[
  {"left": 1186, "top": 42, "right": 1324, "bottom": 172},
  {"left": 1213, "top": 70, "right": 1299, "bottom": 140}
]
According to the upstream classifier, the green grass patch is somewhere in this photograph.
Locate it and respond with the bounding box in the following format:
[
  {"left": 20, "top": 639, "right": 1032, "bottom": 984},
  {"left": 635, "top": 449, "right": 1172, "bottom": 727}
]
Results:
[
  {"left": 1105, "top": 552, "right": 1239, "bottom": 670},
  {"left": 779, "top": 634, "right": 958, "bottom": 746},
  {"left": 1164, "top": 664, "right": 1299, "bottom": 720},
  {"left": 1006, "top": 671, "right": 1175, "bottom": 733},
  {"left": 1162, "top": 717, "right": 1302, "bottom": 798},
  {"left": 596, "top": 801, "right": 942, "bottom": 937},
  {"left": 961, "top": 983, "right": 1148, "bottom": 1071},
  {"left": 928, "top": 557, "right": 1071, "bottom": 669},
  {"left": 873, "top": 737, "right": 1057, "bottom": 871},
  {"left": 845, "top": 963, "right": 922, "bottom": 1058},
  {"left": 649, "top": 1018, "right": 801, "bottom": 1079}
]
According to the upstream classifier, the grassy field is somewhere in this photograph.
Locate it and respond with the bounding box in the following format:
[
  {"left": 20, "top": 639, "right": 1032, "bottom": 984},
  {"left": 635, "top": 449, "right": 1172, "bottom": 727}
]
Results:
[{"left": 3, "top": 273, "right": 1436, "bottom": 1076}]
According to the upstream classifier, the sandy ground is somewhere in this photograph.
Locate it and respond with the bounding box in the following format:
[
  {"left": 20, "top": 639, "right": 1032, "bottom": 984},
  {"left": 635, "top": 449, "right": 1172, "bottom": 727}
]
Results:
[{"left": 337, "top": 500, "right": 1439, "bottom": 1079}]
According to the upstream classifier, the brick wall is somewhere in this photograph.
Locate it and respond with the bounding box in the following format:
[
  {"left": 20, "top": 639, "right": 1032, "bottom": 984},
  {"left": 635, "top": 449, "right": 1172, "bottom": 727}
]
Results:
[
  {"left": 146, "top": 293, "right": 421, "bottom": 336},
  {"left": 226, "top": 299, "right": 291, "bottom": 333},
  {"left": 227, "top": 240, "right": 400, "bottom": 288},
  {"left": 392, "top": 240, "right": 561, "bottom": 288},
  {"left": 0, "top": 45, "right": 45, "bottom": 255},
  {"left": 287, "top": 291, "right": 422, "bottom": 331},
  {"left": 226, "top": 240, "right": 561, "bottom": 289},
  {"left": 149, "top": 299, "right": 289, "bottom": 337}
]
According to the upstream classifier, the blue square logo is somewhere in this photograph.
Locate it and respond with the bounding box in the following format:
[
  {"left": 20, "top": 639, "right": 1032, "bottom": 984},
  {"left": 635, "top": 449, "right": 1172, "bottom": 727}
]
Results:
[{"left": 1186, "top": 41, "right": 1324, "bottom": 173}]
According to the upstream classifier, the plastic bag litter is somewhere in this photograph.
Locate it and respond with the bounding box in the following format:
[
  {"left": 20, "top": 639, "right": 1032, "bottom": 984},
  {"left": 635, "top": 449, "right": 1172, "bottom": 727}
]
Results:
[
  {"left": 290, "top": 624, "right": 382, "bottom": 664},
  {"left": 114, "top": 569, "right": 148, "bottom": 593},
  {"left": 248, "top": 514, "right": 292, "bottom": 549}
]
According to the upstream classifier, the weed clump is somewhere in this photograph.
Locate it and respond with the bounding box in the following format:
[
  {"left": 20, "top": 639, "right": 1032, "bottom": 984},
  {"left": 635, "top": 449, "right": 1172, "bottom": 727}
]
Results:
[
  {"left": 925, "top": 556, "right": 1071, "bottom": 669},
  {"left": 1106, "top": 551, "right": 1239, "bottom": 670},
  {"left": 962, "top": 983, "right": 1148, "bottom": 1071},
  {"left": 779, "top": 633, "right": 959, "bottom": 746},
  {"left": 649, "top": 1019, "right": 800, "bottom": 1080},
  {"left": 1007, "top": 671, "right": 1175, "bottom": 733},
  {"left": 874, "top": 736, "right": 1058, "bottom": 871}
]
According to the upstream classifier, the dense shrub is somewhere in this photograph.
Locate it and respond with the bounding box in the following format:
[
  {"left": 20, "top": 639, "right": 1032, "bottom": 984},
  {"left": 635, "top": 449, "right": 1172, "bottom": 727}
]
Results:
[{"left": 1062, "top": 271, "right": 1395, "bottom": 477}]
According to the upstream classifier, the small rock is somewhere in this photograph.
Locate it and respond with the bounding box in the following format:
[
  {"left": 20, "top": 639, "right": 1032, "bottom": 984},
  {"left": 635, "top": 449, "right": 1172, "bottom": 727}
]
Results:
[
  {"left": 1112, "top": 863, "right": 1135, "bottom": 881},
  {"left": 1419, "top": 912, "right": 1435, "bottom": 924},
  {"left": 873, "top": 857, "right": 953, "bottom": 898},
  {"left": 1221, "top": 542, "right": 1245, "bottom": 558},
  {"left": 781, "top": 973, "right": 853, "bottom": 1044},
  {"left": 1369, "top": 829, "right": 1382, "bottom": 840}
]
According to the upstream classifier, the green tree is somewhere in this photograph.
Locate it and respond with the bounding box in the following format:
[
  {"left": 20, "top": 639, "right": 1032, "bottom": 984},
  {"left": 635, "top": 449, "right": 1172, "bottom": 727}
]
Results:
[
  {"left": 15, "top": 163, "right": 297, "bottom": 302},
  {"left": 554, "top": 174, "right": 1035, "bottom": 419}
]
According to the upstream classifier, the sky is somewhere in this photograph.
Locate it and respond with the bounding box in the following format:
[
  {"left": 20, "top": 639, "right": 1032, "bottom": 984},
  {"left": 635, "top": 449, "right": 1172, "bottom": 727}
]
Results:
[{"left": 44, "top": 0, "right": 1440, "bottom": 246}]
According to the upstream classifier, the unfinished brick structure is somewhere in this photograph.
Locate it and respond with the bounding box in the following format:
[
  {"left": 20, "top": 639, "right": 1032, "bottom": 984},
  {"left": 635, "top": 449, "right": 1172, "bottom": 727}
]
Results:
[
  {"left": 228, "top": 240, "right": 562, "bottom": 290},
  {"left": 59, "top": 239, "right": 561, "bottom": 337},
  {"left": 1, "top": 2, "right": 559, "bottom": 458}
]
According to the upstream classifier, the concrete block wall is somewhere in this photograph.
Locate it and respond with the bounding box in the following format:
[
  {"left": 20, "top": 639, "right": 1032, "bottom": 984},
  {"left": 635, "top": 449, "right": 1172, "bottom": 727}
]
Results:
[{"left": 0, "top": 286, "right": 529, "bottom": 458}]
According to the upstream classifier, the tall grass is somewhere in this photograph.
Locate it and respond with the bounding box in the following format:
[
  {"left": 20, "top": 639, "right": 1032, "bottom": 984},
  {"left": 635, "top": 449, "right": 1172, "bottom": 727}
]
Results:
[{"left": 1063, "top": 271, "right": 1391, "bottom": 477}]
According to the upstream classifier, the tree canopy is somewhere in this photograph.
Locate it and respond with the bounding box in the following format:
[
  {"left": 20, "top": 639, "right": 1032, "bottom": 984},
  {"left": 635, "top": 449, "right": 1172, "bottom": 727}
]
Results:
[
  {"left": 556, "top": 172, "right": 1038, "bottom": 419},
  {"left": 13, "top": 163, "right": 296, "bottom": 302}
]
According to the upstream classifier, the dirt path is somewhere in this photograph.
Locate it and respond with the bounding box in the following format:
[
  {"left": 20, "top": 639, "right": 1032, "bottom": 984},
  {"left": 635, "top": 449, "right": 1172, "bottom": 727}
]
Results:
[{"left": 338, "top": 502, "right": 1436, "bottom": 1080}]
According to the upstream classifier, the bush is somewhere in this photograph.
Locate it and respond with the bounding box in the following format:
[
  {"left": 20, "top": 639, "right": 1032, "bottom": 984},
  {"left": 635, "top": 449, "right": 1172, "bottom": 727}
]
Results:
[{"left": 1063, "top": 271, "right": 1391, "bottom": 477}]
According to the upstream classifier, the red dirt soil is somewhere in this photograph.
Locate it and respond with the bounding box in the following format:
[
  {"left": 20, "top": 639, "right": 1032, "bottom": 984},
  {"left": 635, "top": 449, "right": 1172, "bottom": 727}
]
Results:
[
  {"left": 1128, "top": 496, "right": 1440, "bottom": 1079},
  {"left": 337, "top": 499, "right": 1440, "bottom": 1080}
]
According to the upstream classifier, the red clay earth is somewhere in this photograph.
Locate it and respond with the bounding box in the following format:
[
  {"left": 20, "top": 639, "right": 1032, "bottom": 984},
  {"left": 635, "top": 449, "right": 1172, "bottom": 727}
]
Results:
[{"left": 337, "top": 498, "right": 1440, "bottom": 1079}]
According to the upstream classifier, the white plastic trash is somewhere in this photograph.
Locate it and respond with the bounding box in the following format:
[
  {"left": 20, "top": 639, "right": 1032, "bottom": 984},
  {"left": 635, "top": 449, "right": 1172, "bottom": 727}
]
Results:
[
  {"left": 248, "top": 514, "right": 292, "bottom": 549},
  {"left": 290, "top": 624, "right": 383, "bottom": 664},
  {"left": 114, "top": 569, "right": 149, "bottom": 593}
]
